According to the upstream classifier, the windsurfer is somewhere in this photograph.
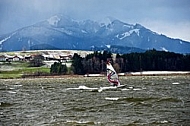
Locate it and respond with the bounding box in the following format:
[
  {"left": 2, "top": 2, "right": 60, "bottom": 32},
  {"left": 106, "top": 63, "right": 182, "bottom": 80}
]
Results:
[
  {"left": 106, "top": 61, "right": 121, "bottom": 87},
  {"left": 107, "top": 71, "right": 120, "bottom": 86}
]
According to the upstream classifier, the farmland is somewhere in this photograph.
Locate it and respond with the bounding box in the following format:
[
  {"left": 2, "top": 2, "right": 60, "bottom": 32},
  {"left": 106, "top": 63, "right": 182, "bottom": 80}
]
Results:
[{"left": 0, "top": 61, "right": 50, "bottom": 79}]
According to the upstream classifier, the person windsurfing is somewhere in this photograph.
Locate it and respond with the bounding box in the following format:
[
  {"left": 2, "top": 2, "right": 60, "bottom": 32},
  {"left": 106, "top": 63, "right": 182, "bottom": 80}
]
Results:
[{"left": 106, "top": 61, "right": 120, "bottom": 87}]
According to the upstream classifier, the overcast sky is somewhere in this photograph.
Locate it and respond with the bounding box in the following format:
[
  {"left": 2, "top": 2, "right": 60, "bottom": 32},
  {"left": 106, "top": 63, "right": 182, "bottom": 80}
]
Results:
[{"left": 0, "top": 0, "right": 190, "bottom": 41}]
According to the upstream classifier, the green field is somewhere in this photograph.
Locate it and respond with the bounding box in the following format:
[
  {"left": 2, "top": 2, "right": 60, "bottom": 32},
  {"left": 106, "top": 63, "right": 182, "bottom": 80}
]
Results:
[{"left": 0, "top": 61, "right": 50, "bottom": 79}]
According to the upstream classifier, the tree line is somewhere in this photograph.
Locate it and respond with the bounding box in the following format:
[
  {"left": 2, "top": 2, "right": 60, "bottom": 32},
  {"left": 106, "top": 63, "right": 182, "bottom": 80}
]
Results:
[
  {"left": 49, "top": 49, "right": 190, "bottom": 75},
  {"left": 71, "top": 49, "right": 190, "bottom": 75}
]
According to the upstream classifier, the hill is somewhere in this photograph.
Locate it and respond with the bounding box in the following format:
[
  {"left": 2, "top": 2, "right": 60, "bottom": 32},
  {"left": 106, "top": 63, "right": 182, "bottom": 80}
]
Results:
[{"left": 0, "top": 15, "right": 190, "bottom": 54}]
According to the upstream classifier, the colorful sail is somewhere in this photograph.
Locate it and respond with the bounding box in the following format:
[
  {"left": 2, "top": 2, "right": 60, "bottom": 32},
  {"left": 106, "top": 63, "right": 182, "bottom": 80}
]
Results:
[{"left": 106, "top": 61, "right": 120, "bottom": 86}]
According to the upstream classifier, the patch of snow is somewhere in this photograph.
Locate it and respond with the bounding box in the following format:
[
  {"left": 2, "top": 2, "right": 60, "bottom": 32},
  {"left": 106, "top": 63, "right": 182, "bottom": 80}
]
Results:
[
  {"left": 47, "top": 15, "right": 61, "bottom": 26},
  {"left": 132, "top": 29, "right": 140, "bottom": 36},
  {"left": 0, "top": 36, "right": 11, "bottom": 44},
  {"left": 119, "top": 29, "right": 140, "bottom": 40},
  {"left": 106, "top": 45, "right": 111, "bottom": 48},
  {"left": 119, "top": 32, "right": 130, "bottom": 40},
  {"left": 27, "top": 40, "right": 32, "bottom": 47},
  {"left": 123, "top": 24, "right": 133, "bottom": 28},
  {"left": 152, "top": 31, "right": 159, "bottom": 35},
  {"left": 115, "top": 34, "right": 119, "bottom": 38},
  {"left": 54, "top": 28, "right": 73, "bottom": 35},
  {"left": 179, "top": 41, "right": 183, "bottom": 44},
  {"left": 81, "top": 30, "right": 87, "bottom": 33},
  {"left": 94, "top": 28, "right": 98, "bottom": 33},
  {"left": 0, "top": 32, "right": 16, "bottom": 44},
  {"left": 161, "top": 47, "right": 168, "bottom": 52},
  {"left": 148, "top": 37, "right": 150, "bottom": 42},
  {"left": 99, "top": 16, "right": 115, "bottom": 26},
  {"left": 106, "top": 27, "right": 113, "bottom": 32}
]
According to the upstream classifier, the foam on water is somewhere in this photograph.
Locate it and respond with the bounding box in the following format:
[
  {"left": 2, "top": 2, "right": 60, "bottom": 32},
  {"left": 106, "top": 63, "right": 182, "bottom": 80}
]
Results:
[
  {"left": 172, "top": 82, "right": 180, "bottom": 85},
  {"left": 7, "top": 91, "right": 17, "bottom": 94},
  {"left": 105, "top": 97, "right": 119, "bottom": 101},
  {"left": 66, "top": 85, "right": 99, "bottom": 90}
]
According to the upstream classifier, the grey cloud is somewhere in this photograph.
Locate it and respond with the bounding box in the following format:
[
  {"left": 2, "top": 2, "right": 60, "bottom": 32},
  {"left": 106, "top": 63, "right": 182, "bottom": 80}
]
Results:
[{"left": 0, "top": 0, "right": 189, "bottom": 41}]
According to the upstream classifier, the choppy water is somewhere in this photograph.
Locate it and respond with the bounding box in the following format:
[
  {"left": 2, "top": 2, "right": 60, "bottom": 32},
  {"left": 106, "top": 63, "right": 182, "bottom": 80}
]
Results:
[{"left": 1, "top": 76, "right": 190, "bottom": 125}]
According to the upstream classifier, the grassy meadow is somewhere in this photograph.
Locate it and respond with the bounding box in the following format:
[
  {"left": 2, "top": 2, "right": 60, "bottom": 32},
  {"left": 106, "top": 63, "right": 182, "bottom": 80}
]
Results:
[{"left": 0, "top": 61, "right": 50, "bottom": 79}]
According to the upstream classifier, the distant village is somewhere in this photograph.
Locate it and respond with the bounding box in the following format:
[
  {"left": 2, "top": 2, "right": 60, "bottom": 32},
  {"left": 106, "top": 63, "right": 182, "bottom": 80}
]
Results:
[{"left": 0, "top": 50, "right": 93, "bottom": 68}]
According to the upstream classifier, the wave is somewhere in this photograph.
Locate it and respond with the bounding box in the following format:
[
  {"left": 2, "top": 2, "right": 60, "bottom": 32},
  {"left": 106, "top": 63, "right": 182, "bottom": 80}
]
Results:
[
  {"left": 66, "top": 85, "right": 98, "bottom": 90},
  {"left": 0, "top": 102, "right": 15, "bottom": 107},
  {"left": 119, "top": 97, "right": 157, "bottom": 102},
  {"left": 65, "top": 120, "right": 97, "bottom": 125},
  {"left": 156, "top": 97, "right": 180, "bottom": 102}
]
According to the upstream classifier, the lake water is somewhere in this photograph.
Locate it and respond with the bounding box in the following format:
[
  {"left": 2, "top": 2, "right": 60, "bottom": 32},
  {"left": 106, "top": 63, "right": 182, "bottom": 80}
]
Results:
[{"left": 1, "top": 76, "right": 190, "bottom": 125}]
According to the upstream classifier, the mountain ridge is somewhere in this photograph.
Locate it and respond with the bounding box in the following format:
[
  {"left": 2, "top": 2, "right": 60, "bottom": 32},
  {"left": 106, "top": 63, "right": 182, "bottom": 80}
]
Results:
[{"left": 0, "top": 15, "right": 190, "bottom": 54}]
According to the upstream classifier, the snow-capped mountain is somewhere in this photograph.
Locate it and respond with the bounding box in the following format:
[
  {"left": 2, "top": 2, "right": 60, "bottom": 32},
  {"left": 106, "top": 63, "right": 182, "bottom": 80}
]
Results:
[{"left": 0, "top": 14, "right": 190, "bottom": 54}]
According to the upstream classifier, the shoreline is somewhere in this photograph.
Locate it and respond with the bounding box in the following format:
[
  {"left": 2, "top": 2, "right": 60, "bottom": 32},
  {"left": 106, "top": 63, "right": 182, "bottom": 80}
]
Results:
[
  {"left": 14, "top": 71, "right": 190, "bottom": 79},
  {"left": 1, "top": 71, "right": 190, "bottom": 79},
  {"left": 127, "top": 71, "right": 190, "bottom": 76}
]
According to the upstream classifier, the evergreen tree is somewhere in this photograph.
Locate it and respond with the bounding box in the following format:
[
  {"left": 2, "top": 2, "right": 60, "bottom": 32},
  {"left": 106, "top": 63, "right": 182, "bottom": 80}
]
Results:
[
  {"left": 71, "top": 53, "right": 84, "bottom": 74},
  {"left": 50, "top": 62, "right": 67, "bottom": 75},
  {"left": 70, "top": 49, "right": 190, "bottom": 74}
]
